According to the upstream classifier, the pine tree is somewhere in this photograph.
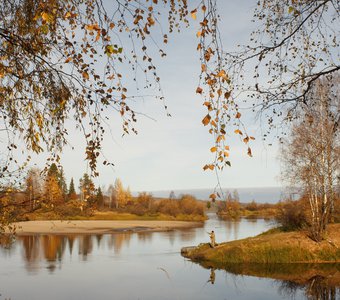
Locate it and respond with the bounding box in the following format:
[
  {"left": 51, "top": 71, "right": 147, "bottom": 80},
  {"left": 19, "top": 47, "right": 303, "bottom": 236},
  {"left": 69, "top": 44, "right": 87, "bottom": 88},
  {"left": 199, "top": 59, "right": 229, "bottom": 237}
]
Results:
[
  {"left": 79, "top": 174, "right": 95, "bottom": 206},
  {"left": 47, "top": 163, "right": 67, "bottom": 198},
  {"left": 96, "top": 187, "right": 104, "bottom": 209},
  {"left": 68, "top": 178, "right": 77, "bottom": 200}
]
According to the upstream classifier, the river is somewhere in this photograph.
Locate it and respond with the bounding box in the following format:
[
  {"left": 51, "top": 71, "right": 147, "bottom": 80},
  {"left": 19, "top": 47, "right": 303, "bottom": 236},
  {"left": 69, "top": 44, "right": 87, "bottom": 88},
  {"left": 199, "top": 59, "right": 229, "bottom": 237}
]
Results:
[{"left": 0, "top": 214, "right": 338, "bottom": 300}]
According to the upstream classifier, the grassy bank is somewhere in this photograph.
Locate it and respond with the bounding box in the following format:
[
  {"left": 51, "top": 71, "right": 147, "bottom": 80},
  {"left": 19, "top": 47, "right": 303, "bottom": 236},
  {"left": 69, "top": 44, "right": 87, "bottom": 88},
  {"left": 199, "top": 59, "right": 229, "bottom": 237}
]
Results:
[{"left": 183, "top": 224, "right": 340, "bottom": 264}]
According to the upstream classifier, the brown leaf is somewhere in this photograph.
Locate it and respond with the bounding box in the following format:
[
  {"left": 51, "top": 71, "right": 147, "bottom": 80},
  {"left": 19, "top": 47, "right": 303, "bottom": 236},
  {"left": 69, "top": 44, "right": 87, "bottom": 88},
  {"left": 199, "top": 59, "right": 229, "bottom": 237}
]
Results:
[
  {"left": 196, "top": 87, "right": 203, "bottom": 94},
  {"left": 224, "top": 91, "right": 231, "bottom": 99},
  {"left": 247, "top": 147, "right": 253, "bottom": 157},
  {"left": 234, "top": 129, "right": 243, "bottom": 135},
  {"left": 235, "top": 112, "right": 241, "bottom": 119},
  {"left": 243, "top": 136, "right": 249, "bottom": 143},
  {"left": 202, "top": 114, "right": 211, "bottom": 126},
  {"left": 191, "top": 9, "right": 197, "bottom": 20},
  {"left": 82, "top": 71, "right": 89, "bottom": 80}
]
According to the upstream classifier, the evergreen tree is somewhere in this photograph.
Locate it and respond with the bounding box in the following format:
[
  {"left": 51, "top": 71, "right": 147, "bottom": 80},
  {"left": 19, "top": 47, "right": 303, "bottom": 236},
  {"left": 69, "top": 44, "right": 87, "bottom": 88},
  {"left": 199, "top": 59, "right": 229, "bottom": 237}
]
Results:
[
  {"left": 47, "top": 163, "right": 67, "bottom": 197},
  {"left": 45, "top": 164, "right": 64, "bottom": 205},
  {"left": 96, "top": 187, "right": 104, "bottom": 209},
  {"left": 79, "top": 174, "right": 95, "bottom": 206},
  {"left": 68, "top": 178, "right": 77, "bottom": 200}
]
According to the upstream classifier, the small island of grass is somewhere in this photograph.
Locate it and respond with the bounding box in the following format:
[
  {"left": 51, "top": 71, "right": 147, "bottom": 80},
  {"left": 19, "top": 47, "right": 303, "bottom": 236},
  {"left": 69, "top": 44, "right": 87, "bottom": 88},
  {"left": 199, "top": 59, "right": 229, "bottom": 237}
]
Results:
[{"left": 182, "top": 224, "right": 340, "bottom": 264}]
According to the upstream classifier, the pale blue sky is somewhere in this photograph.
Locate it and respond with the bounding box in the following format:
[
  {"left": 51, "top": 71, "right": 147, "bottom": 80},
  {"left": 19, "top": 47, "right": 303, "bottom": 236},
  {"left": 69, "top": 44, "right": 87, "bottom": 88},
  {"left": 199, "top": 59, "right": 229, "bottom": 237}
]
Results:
[{"left": 8, "top": 1, "right": 283, "bottom": 192}]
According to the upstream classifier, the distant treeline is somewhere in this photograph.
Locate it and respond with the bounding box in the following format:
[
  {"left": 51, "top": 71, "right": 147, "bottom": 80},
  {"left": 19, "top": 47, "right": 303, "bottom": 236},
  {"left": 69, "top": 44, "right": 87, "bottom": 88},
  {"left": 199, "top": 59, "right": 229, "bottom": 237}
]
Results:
[
  {"left": 0, "top": 164, "right": 205, "bottom": 221},
  {"left": 216, "top": 191, "right": 340, "bottom": 230}
]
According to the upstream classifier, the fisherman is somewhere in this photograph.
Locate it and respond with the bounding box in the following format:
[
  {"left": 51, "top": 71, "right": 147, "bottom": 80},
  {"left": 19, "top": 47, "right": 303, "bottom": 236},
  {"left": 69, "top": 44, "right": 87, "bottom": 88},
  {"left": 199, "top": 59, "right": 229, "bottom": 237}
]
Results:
[{"left": 208, "top": 230, "right": 216, "bottom": 248}]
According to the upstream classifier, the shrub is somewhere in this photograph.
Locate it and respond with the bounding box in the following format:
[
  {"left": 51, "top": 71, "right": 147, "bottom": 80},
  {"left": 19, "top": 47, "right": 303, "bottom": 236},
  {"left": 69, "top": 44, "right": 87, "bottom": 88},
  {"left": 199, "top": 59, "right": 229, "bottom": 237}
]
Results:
[{"left": 275, "top": 199, "right": 307, "bottom": 230}]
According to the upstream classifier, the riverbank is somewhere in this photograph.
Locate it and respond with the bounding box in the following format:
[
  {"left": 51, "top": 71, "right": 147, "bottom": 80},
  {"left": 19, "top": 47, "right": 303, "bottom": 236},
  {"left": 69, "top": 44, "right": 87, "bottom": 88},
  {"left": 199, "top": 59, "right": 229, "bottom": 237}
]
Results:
[
  {"left": 9, "top": 220, "right": 203, "bottom": 235},
  {"left": 182, "top": 224, "right": 340, "bottom": 264}
]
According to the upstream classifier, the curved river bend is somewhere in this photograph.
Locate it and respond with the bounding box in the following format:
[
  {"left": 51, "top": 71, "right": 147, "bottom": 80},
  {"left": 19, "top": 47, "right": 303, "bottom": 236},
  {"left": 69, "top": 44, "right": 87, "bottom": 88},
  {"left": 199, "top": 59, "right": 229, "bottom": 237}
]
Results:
[{"left": 0, "top": 214, "right": 338, "bottom": 299}]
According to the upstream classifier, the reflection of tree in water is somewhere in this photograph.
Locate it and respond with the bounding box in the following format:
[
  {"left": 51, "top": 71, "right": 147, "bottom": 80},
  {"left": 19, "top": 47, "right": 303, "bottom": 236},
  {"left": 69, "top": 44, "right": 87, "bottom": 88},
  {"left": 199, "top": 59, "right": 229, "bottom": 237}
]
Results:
[
  {"left": 67, "top": 235, "right": 76, "bottom": 255},
  {"left": 194, "top": 261, "right": 340, "bottom": 300},
  {"left": 0, "top": 234, "right": 15, "bottom": 251},
  {"left": 306, "top": 276, "right": 338, "bottom": 300},
  {"left": 136, "top": 232, "right": 153, "bottom": 244},
  {"left": 42, "top": 235, "right": 67, "bottom": 262},
  {"left": 20, "top": 235, "right": 41, "bottom": 273},
  {"left": 78, "top": 235, "right": 93, "bottom": 260},
  {"left": 95, "top": 234, "right": 103, "bottom": 248},
  {"left": 107, "top": 233, "right": 131, "bottom": 254},
  {"left": 278, "top": 276, "right": 339, "bottom": 300}
]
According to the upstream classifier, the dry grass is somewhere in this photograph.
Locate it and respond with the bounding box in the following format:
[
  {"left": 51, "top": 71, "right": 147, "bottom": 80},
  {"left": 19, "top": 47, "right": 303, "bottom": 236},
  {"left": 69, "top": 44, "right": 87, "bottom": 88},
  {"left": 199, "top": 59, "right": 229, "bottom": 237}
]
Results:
[{"left": 184, "top": 224, "right": 340, "bottom": 264}]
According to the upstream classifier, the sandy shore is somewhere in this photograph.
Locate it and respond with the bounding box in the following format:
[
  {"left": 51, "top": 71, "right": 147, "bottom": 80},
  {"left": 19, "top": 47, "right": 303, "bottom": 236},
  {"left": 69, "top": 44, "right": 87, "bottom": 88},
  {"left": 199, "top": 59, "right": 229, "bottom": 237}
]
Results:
[{"left": 10, "top": 220, "right": 202, "bottom": 235}]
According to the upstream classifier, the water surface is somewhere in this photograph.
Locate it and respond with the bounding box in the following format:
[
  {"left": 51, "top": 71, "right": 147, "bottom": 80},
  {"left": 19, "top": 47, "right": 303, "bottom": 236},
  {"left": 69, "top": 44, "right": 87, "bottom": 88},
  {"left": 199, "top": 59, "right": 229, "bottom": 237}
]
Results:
[{"left": 0, "top": 215, "right": 338, "bottom": 299}]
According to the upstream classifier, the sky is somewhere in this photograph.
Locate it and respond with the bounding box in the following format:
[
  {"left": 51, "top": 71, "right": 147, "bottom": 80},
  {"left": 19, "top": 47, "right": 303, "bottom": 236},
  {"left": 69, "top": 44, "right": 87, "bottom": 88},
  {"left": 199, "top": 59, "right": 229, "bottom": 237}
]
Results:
[{"left": 4, "top": 1, "right": 283, "bottom": 193}]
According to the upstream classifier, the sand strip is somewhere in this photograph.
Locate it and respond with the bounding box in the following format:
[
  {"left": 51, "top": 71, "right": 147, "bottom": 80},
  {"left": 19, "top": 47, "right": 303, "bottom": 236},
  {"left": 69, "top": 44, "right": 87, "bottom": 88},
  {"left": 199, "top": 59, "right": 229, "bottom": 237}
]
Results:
[{"left": 10, "top": 220, "right": 203, "bottom": 235}]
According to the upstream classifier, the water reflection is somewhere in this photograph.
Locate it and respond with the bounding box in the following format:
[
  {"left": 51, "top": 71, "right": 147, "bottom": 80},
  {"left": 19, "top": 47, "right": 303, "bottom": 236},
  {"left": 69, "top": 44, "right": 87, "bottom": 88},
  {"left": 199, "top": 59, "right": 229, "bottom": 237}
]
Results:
[
  {"left": 199, "top": 262, "right": 340, "bottom": 300},
  {"left": 3, "top": 218, "right": 331, "bottom": 300},
  {"left": 16, "top": 233, "right": 136, "bottom": 271},
  {"left": 278, "top": 276, "right": 339, "bottom": 300},
  {"left": 208, "top": 268, "right": 216, "bottom": 284}
]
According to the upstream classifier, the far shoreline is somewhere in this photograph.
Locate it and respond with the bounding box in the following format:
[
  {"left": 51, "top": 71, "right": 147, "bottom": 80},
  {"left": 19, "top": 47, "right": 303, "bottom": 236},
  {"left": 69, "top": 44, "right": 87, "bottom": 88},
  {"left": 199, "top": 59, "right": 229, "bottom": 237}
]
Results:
[{"left": 8, "top": 220, "right": 203, "bottom": 235}]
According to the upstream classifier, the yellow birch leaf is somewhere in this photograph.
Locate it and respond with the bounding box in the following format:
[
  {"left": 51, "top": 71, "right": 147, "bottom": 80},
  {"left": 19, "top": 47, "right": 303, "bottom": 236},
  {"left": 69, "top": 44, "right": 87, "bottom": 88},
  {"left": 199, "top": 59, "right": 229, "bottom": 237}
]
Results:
[
  {"left": 95, "top": 32, "right": 101, "bottom": 42},
  {"left": 235, "top": 112, "right": 241, "bottom": 119},
  {"left": 216, "top": 69, "right": 228, "bottom": 79},
  {"left": 210, "top": 146, "right": 217, "bottom": 153},
  {"left": 41, "top": 12, "right": 53, "bottom": 23}
]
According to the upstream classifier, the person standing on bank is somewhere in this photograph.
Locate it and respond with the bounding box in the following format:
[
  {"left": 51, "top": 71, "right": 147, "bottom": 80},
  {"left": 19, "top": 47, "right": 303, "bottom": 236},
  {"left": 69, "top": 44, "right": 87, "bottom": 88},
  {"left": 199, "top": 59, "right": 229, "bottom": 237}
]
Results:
[{"left": 208, "top": 230, "right": 216, "bottom": 248}]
